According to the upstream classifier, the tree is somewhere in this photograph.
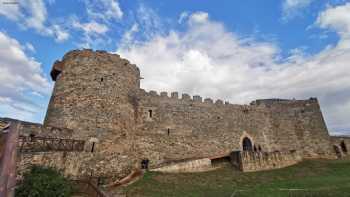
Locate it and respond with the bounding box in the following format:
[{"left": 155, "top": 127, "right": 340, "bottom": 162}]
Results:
[{"left": 16, "top": 165, "right": 72, "bottom": 197}]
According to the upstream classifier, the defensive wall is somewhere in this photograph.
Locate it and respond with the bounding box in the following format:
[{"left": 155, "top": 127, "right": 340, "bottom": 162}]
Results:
[{"left": 0, "top": 49, "right": 347, "bottom": 182}]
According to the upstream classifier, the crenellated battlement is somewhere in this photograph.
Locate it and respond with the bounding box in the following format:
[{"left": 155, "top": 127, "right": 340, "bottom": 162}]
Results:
[
  {"left": 138, "top": 89, "right": 318, "bottom": 114},
  {"left": 250, "top": 97, "right": 318, "bottom": 106},
  {"left": 140, "top": 89, "right": 237, "bottom": 108}
]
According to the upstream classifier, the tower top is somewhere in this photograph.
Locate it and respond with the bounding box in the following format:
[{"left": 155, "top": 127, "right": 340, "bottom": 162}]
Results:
[{"left": 50, "top": 49, "right": 139, "bottom": 81}]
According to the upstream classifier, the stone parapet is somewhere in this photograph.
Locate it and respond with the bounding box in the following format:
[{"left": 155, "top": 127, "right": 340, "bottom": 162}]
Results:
[
  {"left": 151, "top": 158, "right": 212, "bottom": 173},
  {"left": 237, "top": 150, "right": 302, "bottom": 172}
]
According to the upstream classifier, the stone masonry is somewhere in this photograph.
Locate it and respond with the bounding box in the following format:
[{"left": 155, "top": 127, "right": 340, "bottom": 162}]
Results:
[{"left": 6, "top": 49, "right": 348, "bottom": 181}]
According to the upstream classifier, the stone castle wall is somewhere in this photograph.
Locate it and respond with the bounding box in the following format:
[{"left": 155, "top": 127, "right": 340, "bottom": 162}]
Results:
[
  {"left": 133, "top": 89, "right": 335, "bottom": 168},
  {"left": 7, "top": 49, "right": 339, "bottom": 179}
]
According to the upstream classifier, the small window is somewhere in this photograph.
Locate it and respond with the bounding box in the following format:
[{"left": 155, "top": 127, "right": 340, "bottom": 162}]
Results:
[
  {"left": 100, "top": 78, "right": 104, "bottom": 82},
  {"left": 141, "top": 159, "right": 150, "bottom": 170},
  {"left": 91, "top": 142, "right": 95, "bottom": 153},
  {"left": 167, "top": 128, "right": 170, "bottom": 136},
  {"left": 148, "top": 110, "right": 153, "bottom": 118}
]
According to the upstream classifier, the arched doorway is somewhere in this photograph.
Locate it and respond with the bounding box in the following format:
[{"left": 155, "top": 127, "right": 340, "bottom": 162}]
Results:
[
  {"left": 340, "top": 141, "right": 347, "bottom": 153},
  {"left": 242, "top": 137, "right": 253, "bottom": 151}
]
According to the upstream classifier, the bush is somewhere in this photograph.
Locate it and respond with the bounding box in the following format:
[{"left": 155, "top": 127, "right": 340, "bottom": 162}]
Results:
[{"left": 16, "top": 165, "right": 72, "bottom": 197}]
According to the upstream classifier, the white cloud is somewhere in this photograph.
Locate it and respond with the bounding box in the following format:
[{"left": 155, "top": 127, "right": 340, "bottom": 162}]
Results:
[
  {"left": 0, "top": 0, "right": 21, "bottom": 20},
  {"left": 25, "top": 42, "right": 35, "bottom": 53},
  {"left": 72, "top": 19, "right": 110, "bottom": 48},
  {"left": 189, "top": 11, "right": 209, "bottom": 24},
  {"left": 316, "top": 3, "right": 350, "bottom": 41},
  {"left": 85, "top": 0, "right": 123, "bottom": 21},
  {"left": 73, "top": 0, "right": 124, "bottom": 48},
  {"left": 178, "top": 11, "right": 189, "bottom": 24},
  {"left": 49, "top": 24, "right": 70, "bottom": 42},
  {"left": 0, "top": 0, "right": 69, "bottom": 42},
  {"left": 135, "top": 4, "right": 164, "bottom": 40},
  {"left": 117, "top": 7, "right": 350, "bottom": 133},
  {"left": 21, "top": 0, "right": 47, "bottom": 30},
  {"left": 73, "top": 20, "right": 109, "bottom": 35},
  {"left": 119, "top": 23, "right": 139, "bottom": 48},
  {"left": 0, "top": 31, "right": 51, "bottom": 121},
  {"left": 282, "top": 0, "right": 314, "bottom": 20}
]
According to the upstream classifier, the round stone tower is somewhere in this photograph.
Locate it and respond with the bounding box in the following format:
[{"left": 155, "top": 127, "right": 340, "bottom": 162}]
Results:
[{"left": 44, "top": 49, "right": 140, "bottom": 139}]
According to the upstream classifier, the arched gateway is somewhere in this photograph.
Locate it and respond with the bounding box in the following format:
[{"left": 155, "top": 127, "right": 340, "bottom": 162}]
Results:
[{"left": 242, "top": 137, "right": 253, "bottom": 151}]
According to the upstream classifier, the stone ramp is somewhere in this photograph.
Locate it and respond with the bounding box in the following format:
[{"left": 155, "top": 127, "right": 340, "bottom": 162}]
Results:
[
  {"left": 105, "top": 169, "right": 144, "bottom": 189},
  {"left": 151, "top": 158, "right": 214, "bottom": 173}
]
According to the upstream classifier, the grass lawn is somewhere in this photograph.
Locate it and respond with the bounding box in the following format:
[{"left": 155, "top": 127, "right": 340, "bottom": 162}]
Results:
[{"left": 123, "top": 159, "right": 350, "bottom": 197}]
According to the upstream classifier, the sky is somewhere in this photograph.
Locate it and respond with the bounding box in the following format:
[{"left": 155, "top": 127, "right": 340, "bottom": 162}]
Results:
[{"left": 0, "top": 0, "right": 350, "bottom": 135}]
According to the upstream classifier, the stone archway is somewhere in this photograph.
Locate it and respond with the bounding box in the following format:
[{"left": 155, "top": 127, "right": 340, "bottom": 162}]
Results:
[
  {"left": 242, "top": 137, "right": 253, "bottom": 151},
  {"left": 239, "top": 131, "right": 255, "bottom": 151}
]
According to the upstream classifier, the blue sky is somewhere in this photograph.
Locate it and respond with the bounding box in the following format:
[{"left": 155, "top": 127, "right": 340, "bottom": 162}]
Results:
[{"left": 0, "top": 0, "right": 350, "bottom": 134}]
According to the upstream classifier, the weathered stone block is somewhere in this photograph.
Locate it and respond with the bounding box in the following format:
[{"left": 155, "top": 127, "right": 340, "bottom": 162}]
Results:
[
  {"left": 160, "top": 92, "right": 168, "bottom": 97},
  {"left": 204, "top": 98, "right": 213, "bottom": 104},
  {"left": 193, "top": 95, "right": 202, "bottom": 102},
  {"left": 182, "top": 94, "right": 191, "bottom": 100},
  {"left": 171, "top": 92, "right": 178, "bottom": 99}
]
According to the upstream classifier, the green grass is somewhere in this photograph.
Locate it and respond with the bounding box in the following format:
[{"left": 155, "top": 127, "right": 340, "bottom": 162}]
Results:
[{"left": 123, "top": 159, "right": 350, "bottom": 197}]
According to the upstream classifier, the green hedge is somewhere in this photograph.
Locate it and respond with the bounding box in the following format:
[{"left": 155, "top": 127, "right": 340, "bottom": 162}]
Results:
[{"left": 16, "top": 165, "right": 72, "bottom": 197}]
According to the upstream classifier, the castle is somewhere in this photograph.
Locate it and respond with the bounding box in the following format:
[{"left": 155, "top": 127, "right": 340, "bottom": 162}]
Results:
[{"left": 2, "top": 49, "right": 350, "bottom": 181}]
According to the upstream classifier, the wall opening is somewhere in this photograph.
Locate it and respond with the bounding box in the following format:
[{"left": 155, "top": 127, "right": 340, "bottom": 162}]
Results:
[
  {"left": 100, "top": 78, "right": 104, "bottom": 82},
  {"left": 340, "top": 141, "right": 347, "bottom": 153},
  {"left": 258, "top": 145, "right": 262, "bottom": 152},
  {"left": 141, "top": 159, "right": 150, "bottom": 170},
  {"left": 242, "top": 137, "right": 253, "bottom": 151},
  {"left": 29, "top": 133, "right": 36, "bottom": 142},
  {"left": 167, "top": 128, "right": 170, "bottom": 136},
  {"left": 333, "top": 145, "right": 341, "bottom": 158},
  {"left": 91, "top": 142, "right": 95, "bottom": 153},
  {"left": 148, "top": 110, "right": 153, "bottom": 118},
  {"left": 211, "top": 156, "right": 231, "bottom": 167}
]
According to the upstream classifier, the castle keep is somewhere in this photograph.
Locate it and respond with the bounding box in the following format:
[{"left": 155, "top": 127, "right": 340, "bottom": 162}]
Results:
[{"left": 3, "top": 49, "right": 349, "bottom": 181}]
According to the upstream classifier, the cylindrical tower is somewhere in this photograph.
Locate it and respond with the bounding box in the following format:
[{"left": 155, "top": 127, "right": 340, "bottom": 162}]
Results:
[{"left": 44, "top": 49, "right": 140, "bottom": 139}]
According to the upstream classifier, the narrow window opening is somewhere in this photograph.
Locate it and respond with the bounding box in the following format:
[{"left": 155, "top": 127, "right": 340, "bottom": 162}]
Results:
[
  {"left": 100, "top": 78, "right": 103, "bottom": 82},
  {"left": 167, "top": 128, "right": 170, "bottom": 136},
  {"left": 148, "top": 110, "right": 153, "bottom": 118},
  {"left": 141, "top": 159, "right": 150, "bottom": 170},
  {"left": 91, "top": 142, "right": 95, "bottom": 153},
  {"left": 253, "top": 145, "right": 257, "bottom": 152},
  {"left": 258, "top": 145, "right": 262, "bottom": 152},
  {"left": 29, "top": 133, "right": 35, "bottom": 142}
]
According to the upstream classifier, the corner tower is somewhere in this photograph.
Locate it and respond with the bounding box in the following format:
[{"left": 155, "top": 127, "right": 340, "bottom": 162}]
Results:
[{"left": 44, "top": 49, "right": 140, "bottom": 138}]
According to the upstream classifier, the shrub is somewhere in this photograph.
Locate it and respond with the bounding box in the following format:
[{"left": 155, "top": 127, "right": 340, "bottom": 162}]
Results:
[{"left": 16, "top": 165, "right": 72, "bottom": 197}]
